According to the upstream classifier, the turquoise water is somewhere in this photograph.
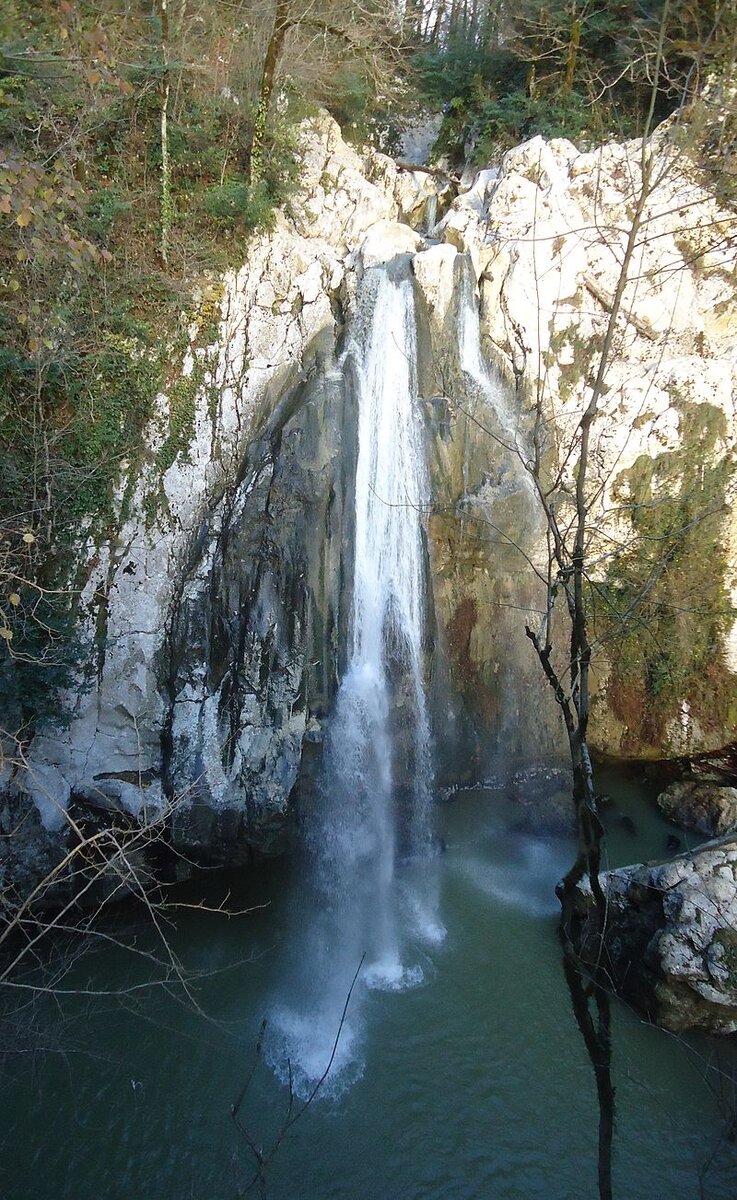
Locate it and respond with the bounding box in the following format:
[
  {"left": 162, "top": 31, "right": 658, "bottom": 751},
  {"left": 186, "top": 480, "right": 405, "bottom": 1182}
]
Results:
[{"left": 1, "top": 770, "right": 736, "bottom": 1200}]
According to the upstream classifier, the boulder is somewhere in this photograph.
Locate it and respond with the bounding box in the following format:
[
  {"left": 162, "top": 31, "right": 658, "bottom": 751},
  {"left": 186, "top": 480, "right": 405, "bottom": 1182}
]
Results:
[
  {"left": 658, "top": 780, "right": 737, "bottom": 836},
  {"left": 574, "top": 837, "right": 737, "bottom": 1034},
  {"left": 360, "top": 219, "right": 424, "bottom": 269}
]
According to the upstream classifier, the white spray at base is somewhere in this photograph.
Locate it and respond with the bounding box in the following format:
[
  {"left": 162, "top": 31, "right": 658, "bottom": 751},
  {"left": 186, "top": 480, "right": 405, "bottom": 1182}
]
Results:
[{"left": 268, "top": 265, "right": 444, "bottom": 1099}]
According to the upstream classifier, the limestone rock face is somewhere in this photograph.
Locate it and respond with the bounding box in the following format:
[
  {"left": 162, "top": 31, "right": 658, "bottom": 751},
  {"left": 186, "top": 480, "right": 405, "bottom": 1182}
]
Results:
[
  {"left": 360, "top": 219, "right": 424, "bottom": 267},
  {"left": 6, "top": 109, "right": 737, "bottom": 883},
  {"left": 658, "top": 781, "right": 737, "bottom": 837},
  {"left": 408, "top": 241, "right": 565, "bottom": 776},
  {"left": 11, "top": 111, "right": 409, "bottom": 857},
  {"left": 436, "top": 128, "right": 737, "bottom": 758},
  {"left": 575, "top": 839, "right": 737, "bottom": 1034}
]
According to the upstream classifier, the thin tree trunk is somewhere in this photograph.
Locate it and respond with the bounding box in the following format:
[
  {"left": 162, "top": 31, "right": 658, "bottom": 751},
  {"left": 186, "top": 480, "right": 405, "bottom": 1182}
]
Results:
[
  {"left": 563, "top": 13, "right": 581, "bottom": 92},
  {"left": 249, "top": 0, "right": 292, "bottom": 186},
  {"left": 159, "top": 0, "right": 171, "bottom": 265},
  {"left": 562, "top": 951, "right": 614, "bottom": 1200},
  {"left": 448, "top": 0, "right": 462, "bottom": 39},
  {"left": 469, "top": 0, "right": 480, "bottom": 46},
  {"left": 430, "top": 0, "right": 447, "bottom": 44},
  {"left": 483, "top": 0, "right": 500, "bottom": 51}
]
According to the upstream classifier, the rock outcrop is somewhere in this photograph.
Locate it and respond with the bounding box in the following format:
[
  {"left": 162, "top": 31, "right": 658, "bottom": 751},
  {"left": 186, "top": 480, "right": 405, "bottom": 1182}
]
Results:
[
  {"left": 433, "top": 127, "right": 737, "bottom": 759},
  {"left": 6, "top": 110, "right": 570, "bottom": 871},
  {"left": 9, "top": 112, "right": 444, "bottom": 863},
  {"left": 658, "top": 781, "right": 737, "bottom": 837},
  {"left": 574, "top": 838, "right": 737, "bottom": 1034}
]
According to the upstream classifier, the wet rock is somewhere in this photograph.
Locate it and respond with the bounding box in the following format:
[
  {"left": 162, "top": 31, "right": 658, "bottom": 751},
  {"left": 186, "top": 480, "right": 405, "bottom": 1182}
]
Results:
[
  {"left": 684, "top": 742, "right": 737, "bottom": 785},
  {"left": 9, "top": 111, "right": 405, "bottom": 861},
  {"left": 444, "top": 126, "right": 737, "bottom": 760},
  {"left": 616, "top": 813, "right": 638, "bottom": 836},
  {"left": 7, "top": 108, "right": 737, "bottom": 882},
  {"left": 0, "top": 785, "right": 68, "bottom": 909},
  {"left": 506, "top": 768, "right": 574, "bottom": 836},
  {"left": 573, "top": 837, "right": 737, "bottom": 1034},
  {"left": 398, "top": 112, "right": 443, "bottom": 166},
  {"left": 657, "top": 781, "right": 737, "bottom": 837}
]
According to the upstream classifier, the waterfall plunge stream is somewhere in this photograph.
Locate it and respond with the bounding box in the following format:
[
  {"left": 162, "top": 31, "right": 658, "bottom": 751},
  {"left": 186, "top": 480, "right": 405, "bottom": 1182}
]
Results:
[{"left": 269, "top": 264, "right": 444, "bottom": 1096}]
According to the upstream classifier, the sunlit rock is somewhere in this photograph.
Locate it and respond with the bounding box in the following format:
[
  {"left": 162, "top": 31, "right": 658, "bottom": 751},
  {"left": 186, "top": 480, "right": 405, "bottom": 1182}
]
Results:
[{"left": 574, "top": 838, "right": 737, "bottom": 1034}]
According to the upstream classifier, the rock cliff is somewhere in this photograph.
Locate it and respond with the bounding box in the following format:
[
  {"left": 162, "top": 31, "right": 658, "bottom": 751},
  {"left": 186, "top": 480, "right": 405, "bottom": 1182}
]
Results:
[
  {"left": 436, "top": 128, "right": 737, "bottom": 759},
  {"left": 11, "top": 112, "right": 415, "bottom": 859},
  {"left": 4, "top": 110, "right": 736, "bottom": 882}
]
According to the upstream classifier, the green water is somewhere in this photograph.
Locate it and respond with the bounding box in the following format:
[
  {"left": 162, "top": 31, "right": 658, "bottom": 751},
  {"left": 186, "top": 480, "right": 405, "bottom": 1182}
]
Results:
[{"left": 2, "top": 770, "right": 736, "bottom": 1200}]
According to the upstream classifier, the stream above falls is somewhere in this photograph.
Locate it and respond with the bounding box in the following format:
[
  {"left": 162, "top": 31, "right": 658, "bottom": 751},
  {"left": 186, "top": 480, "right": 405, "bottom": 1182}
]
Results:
[{"left": 3, "top": 767, "right": 737, "bottom": 1200}]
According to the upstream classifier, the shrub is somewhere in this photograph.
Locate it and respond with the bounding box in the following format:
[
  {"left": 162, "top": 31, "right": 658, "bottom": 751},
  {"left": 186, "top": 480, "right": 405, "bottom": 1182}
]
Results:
[
  {"left": 201, "top": 178, "right": 276, "bottom": 231},
  {"left": 85, "top": 186, "right": 132, "bottom": 241}
]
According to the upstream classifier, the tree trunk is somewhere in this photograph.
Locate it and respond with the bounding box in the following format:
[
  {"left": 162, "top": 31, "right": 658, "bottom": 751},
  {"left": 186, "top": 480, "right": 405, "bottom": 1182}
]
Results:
[
  {"left": 429, "top": 0, "right": 447, "bottom": 44},
  {"left": 562, "top": 951, "right": 614, "bottom": 1200},
  {"left": 483, "top": 0, "right": 500, "bottom": 51},
  {"left": 563, "top": 14, "right": 581, "bottom": 92},
  {"left": 159, "top": 0, "right": 171, "bottom": 265},
  {"left": 249, "top": 0, "right": 292, "bottom": 186}
]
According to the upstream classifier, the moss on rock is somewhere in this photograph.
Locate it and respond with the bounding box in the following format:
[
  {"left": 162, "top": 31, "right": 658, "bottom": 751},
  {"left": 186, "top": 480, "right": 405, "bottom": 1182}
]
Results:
[{"left": 598, "top": 399, "right": 736, "bottom": 752}]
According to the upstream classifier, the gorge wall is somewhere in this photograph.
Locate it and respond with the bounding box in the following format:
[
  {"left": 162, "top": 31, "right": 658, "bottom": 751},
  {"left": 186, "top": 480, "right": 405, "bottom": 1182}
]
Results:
[
  {"left": 440, "top": 127, "right": 737, "bottom": 760},
  {"left": 5, "top": 110, "right": 737, "bottom": 873}
]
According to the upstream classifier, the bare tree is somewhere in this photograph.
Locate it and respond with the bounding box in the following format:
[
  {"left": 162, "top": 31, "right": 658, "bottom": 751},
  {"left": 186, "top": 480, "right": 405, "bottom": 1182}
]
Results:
[
  {"left": 503, "top": 6, "right": 737, "bottom": 1195},
  {"left": 245, "top": 0, "right": 409, "bottom": 183},
  {"left": 230, "top": 957, "right": 364, "bottom": 1198},
  {"left": 0, "top": 764, "right": 260, "bottom": 1068}
]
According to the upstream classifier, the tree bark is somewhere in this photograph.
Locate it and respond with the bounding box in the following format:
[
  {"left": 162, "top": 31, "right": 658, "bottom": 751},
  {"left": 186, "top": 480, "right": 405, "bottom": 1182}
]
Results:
[
  {"left": 249, "top": 0, "right": 293, "bottom": 186},
  {"left": 563, "top": 14, "right": 581, "bottom": 92},
  {"left": 159, "top": 0, "right": 171, "bottom": 265},
  {"left": 429, "top": 0, "right": 447, "bottom": 44}
]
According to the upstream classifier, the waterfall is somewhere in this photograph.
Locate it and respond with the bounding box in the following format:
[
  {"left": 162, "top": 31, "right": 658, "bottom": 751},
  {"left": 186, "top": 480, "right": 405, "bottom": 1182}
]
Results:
[
  {"left": 457, "top": 259, "right": 520, "bottom": 447},
  {"left": 456, "top": 260, "right": 535, "bottom": 509},
  {"left": 324, "top": 265, "right": 437, "bottom": 977},
  {"left": 268, "top": 263, "right": 442, "bottom": 1097}
]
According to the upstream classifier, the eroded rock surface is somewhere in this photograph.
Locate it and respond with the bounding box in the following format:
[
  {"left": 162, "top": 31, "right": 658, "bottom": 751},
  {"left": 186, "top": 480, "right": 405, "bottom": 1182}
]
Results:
[
  {"left": 5, "top": 108, "right": 737, "bottom": 884},
  {"left": 658, "top": 781, "right": 737, "bottom": 837},
  {"left": 435, "top": 127, "right": 737, "bottom": 759},
  {"left": 10, "top": 113, "right": 426, "bottom": 857},
  {"left": 575, "top": 839, "right": 737, "bottom": 1034}
]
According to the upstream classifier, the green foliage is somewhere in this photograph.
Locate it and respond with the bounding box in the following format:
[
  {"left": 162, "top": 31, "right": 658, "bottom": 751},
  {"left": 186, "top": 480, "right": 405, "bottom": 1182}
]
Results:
[
  {"left": 155, "top": 367, "right": 201, "bottom": 475},
  {"left": 201, "top": 179, "right": 275, "bottom": 232},
  {"left": 84, "top": 186, "right": 132, "bottom": 242},
  {"left": 0, "top": 71, "right": 38, "bottom": 136},
  {"left": 714, "top": 929, "right": 737, "bottom": 986},
  {"left": 413, "top": 37, "right": 609, "bottom": 162},
  {"left": 323, "top": 63, "right": 405, "bottom": 152},
  {"left": 326, "top": 63, "right": 373, "bottom": 128},
  {"left": 414, "top": 3, "right": 737, "bottom": 164},
  {"left": 414, "top": 41, "right": 523, "bottom": 109},
  {"left": 471, "top": 88, "right": 596, "bottom": 161},
  {"left": 0, "top": 0, "right": 309, "bottom": 713},
  {"left": 0, "top": 330, "right": 163, "bottom": 530}
]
